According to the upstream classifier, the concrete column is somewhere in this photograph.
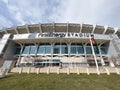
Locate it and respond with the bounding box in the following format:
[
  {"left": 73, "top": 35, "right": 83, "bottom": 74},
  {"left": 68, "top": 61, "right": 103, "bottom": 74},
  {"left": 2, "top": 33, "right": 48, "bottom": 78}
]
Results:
[
  {"left": 91, "top": 24, "right": 96, "bottom": 33},
  {"left": 38, "top": 23, "right": 42, "bottom": 34},
  {"left": 103, "top": 26, "right": 108, "bottom": 34},
  {"left": 83, "top": 43, "right": 88, "bottom": 66},
  {"left": 26, "top": 24, "right": 30, "bottom": 33},
  {"left": 79, "top": 23, "right": 82, "bottom": 33},
  {"left": 98, "top": 44, "right": 105, "bottom": 66},
  {"left": 16, "top": 43, "right": 24, "bottom": 67}
]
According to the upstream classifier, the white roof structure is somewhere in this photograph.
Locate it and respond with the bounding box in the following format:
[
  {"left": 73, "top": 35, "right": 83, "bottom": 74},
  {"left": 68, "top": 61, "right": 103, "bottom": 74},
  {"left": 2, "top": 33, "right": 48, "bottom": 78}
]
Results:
[{"left": 0, "top": 23, "right": 120, "bottom": 37}]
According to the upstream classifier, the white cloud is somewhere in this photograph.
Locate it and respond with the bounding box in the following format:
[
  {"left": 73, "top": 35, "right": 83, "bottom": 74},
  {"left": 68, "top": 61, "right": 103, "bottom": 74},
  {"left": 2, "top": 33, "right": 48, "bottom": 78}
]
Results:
[
  {"left": 2, "top": 0, "right": 8, "bottom": 4},
  {"left": 0, "top": 15, "right": 13, "bottom": 28},
  {"left": 0, "top": 0, "right": 120, "bottom": 29},
  {"left": 50, "top": 0, "right": 120, "bottom": 27}
]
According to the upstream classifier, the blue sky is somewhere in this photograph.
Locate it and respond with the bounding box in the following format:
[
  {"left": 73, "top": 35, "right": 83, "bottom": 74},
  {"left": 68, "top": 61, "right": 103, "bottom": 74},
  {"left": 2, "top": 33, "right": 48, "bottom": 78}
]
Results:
[{"left": 0, "top": 0, "right": 120, "bottom": 29}]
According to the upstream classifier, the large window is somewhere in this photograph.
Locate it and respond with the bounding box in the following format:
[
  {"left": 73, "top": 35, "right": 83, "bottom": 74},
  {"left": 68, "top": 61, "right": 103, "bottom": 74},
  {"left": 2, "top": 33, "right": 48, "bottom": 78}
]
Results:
[
  {"left": 45, "top": 43, "right": 51, "bottom": 54},
  {"left": 29, "top": 46, "right": 36, "bottom": 54},
  {"left": 54, "top": 43, "right": 68, "bottom": 54},
  {"left": 22, "top": 46, "right": 30, "bottom": 54},
  {"left": 94, "top": 46, "right": 99, "bottom": 54},
  {"left": 100, "top": 47, "right": 107, "bottom": 54},
  {"left": 37, "top": 43, "right": 51, "bottom": 54},
  {"left": 86, "top": 44, "right": 99, "bottom": 54},
  {"left": 70, "top": 43, "right": 84, "bottom": 54},
  {"left": 22, "top": 44, "right": 36, "bottom": 54},
  {"left": 86, "top": 44, "right": 92, "bottom": 54}
]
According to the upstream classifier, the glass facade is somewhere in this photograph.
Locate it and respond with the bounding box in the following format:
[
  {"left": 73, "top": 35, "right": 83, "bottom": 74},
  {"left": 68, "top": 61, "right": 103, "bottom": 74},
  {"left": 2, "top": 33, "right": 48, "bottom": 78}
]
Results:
[
  {"left": 100, "top": 47, "right": 107, "bottom": 54},
  {"left": 86, "top": 44, "right": 92, "bottom": 54},
  {"left": 29, "top": 46, "right": 36, "bottom": 54},
  {"left": 70, "top": 43, "right": 84, "bottom": 54},
  {"left": 94, "top": 46, "right": 99, "bottom": 54},
  {"left": 22, "top": 46, "right": 30, "bottom": 54},
  {"left": 54, "top": 43, "right": 68, "bottom": 54},
  {"left": 15, "top": 42, "right": 107, "bottom": 55},
  {"left": 37, "top": 43, "right": 51, "bottom": 54},
  {"left": 22, "top": 44, "right": 36, "bottom": 54}
]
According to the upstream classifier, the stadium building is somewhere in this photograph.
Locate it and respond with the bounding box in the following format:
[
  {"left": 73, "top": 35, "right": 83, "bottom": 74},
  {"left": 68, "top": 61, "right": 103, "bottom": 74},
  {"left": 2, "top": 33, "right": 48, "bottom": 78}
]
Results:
[{"left": 0, "top": 23, "right": 120, "bottom": 73}]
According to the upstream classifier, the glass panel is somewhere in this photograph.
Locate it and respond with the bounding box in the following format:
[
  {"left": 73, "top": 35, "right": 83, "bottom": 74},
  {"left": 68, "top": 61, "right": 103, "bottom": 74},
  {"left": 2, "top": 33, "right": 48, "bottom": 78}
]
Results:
[
  {"left": 86, "top": 47, "right": 92, "bottom": 54},
  {"left": 23, "top": 46, "right": 30, "bottom": 54},
  {"left": 100, "top": 47, "right": 107, "bottom": 54},
  {"left": 29, "top": 46, "right": 36, "bottom": 54},
  {"left": 61, "top": 47, "right": 68, "bottom": 54},
  {"left": 94, "top": 46, "right": 99, "bottom": 54},
  {"left": 54, "top": 46, "right": 60, "bottom": 54},
  {"left": 77, "top": 47, "right": 84, "bottom": 54},
  {"left": 15, "top": 48, "right": 21, "bottom": 54},
  {"left": 45, "top": 47, "right": 51, "bottom": 54},
  {"left": 70, "top": 47, "right": 76, "bottom": 54},
  {"left": 37, "top": 43, "right": 51, "bottom": 54},
  {"left": 37, "top": 46, "right": 45, "bottom": 54}
]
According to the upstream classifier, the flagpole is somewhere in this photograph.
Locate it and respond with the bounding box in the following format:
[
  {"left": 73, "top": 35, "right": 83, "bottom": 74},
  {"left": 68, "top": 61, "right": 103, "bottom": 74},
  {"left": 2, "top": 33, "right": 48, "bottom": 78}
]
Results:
[{"left": 89, "top": 37, "right": 99, "bottom": 74}]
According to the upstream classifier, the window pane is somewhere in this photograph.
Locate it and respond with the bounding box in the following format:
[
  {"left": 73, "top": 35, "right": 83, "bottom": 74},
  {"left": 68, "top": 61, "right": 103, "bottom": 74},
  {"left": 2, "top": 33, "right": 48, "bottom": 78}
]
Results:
[
  {"left": 70, "top": 47, "right": 76, "bottom": 54},
  {"left": 77, "top": 47, "right": 84, "bottom": 54},
  {"left": 54, "top": 46, "right": 60, "bottom": 54},
  {"left": 23, "top": 46, "right": 30, "bottom": 54},
  {"left": 30, "top": 46, "right": 36, "bottom": 54},
  {"left": 94, "top": 46, "right": 99, "bottom": 54},
  {"left": 86, "top": 47, "right": 92, "bottom": 54},
  {"left": 100, "top": 47, "right": 107, "bottom": 54},
  {"left": 37, "top": 46, "right": 44, "bottom": 54},
  {"left": 45, "top": 47, "right": 51, "bottom": 54},
  {"left": 61, "top": 46, "right": 68, "bottom": 54}
]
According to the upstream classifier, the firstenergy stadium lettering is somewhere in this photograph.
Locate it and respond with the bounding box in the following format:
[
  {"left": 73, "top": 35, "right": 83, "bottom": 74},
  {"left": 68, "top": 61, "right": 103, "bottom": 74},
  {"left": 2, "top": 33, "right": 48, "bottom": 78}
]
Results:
[{"left": 37, "top": 33, "right": 94, "bottom": 38}]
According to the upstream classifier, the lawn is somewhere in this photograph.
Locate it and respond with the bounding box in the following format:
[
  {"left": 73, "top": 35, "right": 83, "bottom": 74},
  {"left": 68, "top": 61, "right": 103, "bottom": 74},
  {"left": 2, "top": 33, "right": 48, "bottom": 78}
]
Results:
[{"left": 0, "top": 73, "right": 120, "bottom": 90}]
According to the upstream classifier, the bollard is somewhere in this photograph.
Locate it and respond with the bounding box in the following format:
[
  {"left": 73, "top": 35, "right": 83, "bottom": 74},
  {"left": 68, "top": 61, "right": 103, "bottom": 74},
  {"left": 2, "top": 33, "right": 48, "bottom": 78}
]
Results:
[
  {"left": 67, "top": 68, "right": 70, "bottom": 75},
  {"left": 57, "top": 68, "right": 60, "bottom": 74},
  {"left": 105, "top": 68, "right": 110, "bottom": 75},
  {"left": 27, "top": 67, "right": 31, "bottom": 74},
  {"left": 47, "top": 68, "right": 50, "bottom": 74},
  {"left": 115, "top": 68, "right": 120, "bottom": 75},
  {"left": 37, "top": 68, "right": 40, "bottom": 74},
  {"left": 97, "top": 68, "right": 100, "bottom": 75},
  {"left": 77, "top": 68, "right": 80, "bottom": 75},
  {"left": 19, "top": 68, "right": 23, "bottom": 74},
  {"left": 87, "top": 68, "right": 90, "bottom": 75}
]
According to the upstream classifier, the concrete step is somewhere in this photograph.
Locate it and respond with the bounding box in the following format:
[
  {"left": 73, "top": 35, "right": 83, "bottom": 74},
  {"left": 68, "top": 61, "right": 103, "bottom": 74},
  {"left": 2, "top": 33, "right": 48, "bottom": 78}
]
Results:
[{"left": 11, "top": 67, "right": 20, "bottom": 73}]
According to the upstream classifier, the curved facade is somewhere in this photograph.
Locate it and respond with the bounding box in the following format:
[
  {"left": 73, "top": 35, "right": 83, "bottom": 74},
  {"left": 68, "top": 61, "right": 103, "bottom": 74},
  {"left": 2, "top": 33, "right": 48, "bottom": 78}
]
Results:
[{"left": 0, "top": 23, "right": 120, "bottom": 69}]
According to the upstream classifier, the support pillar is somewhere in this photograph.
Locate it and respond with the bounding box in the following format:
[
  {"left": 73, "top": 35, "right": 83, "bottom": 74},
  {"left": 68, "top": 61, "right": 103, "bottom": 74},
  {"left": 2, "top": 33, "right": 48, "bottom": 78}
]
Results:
[
  {"left": 16, "top": 43, "right": 24, "bottom": 67},
  {"left": 98, "top": 44, "right": 105, "bottom": 66}
]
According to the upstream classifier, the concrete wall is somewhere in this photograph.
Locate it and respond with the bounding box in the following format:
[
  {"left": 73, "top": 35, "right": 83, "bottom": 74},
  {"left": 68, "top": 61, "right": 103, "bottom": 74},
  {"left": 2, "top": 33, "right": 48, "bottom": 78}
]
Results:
[
  {"left": 3, "top": 40, "right": 16, "bottom": 60},
  {"left": 107, "top": 40, "right": 118, "bottom": 57}
]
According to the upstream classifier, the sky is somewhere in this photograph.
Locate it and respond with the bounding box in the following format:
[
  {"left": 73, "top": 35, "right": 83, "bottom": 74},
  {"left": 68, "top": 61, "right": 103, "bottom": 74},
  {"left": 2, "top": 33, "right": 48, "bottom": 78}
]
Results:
[{"left": 0, "top": 0, "right": 120, "bottom": 29}]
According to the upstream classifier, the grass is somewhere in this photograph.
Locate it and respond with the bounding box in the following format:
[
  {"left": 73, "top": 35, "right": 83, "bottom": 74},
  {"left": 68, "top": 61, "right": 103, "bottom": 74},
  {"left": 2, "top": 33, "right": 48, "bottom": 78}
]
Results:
[{"left": 0, "top": 73, "right": 120, "bottom": 90}]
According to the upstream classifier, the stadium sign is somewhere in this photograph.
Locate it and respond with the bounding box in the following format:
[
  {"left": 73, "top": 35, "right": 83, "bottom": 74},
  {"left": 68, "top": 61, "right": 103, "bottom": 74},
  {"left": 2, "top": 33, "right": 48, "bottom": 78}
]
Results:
[{"left": 37, "top": 33, "right": 94, "bottom": 38}]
